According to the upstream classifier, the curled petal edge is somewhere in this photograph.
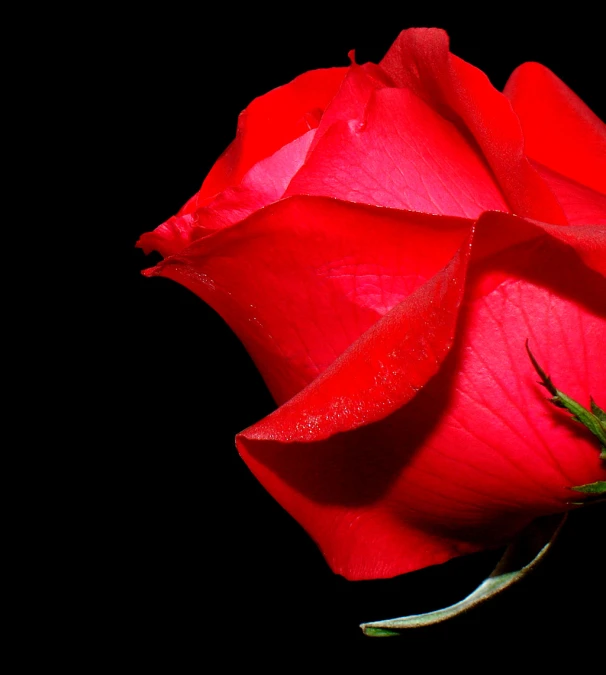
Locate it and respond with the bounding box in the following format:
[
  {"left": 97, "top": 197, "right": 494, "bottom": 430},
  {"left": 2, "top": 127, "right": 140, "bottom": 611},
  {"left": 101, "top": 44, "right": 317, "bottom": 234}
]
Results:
[{"left": 238, "top": 209, "right": 606, "bottom": 448}]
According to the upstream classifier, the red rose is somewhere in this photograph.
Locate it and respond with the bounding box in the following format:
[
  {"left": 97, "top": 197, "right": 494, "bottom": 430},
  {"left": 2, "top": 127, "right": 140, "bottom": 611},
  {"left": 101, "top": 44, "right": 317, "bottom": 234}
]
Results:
[{"left": 139, "top": 28, "right": 605, "bottom": 580}]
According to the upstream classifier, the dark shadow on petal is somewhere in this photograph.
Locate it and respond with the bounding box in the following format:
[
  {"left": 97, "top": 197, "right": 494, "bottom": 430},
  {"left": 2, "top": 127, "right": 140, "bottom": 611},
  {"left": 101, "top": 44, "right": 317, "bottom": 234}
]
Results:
[{"left": 245, "top": 344, "right": 458, "bottom": 506}]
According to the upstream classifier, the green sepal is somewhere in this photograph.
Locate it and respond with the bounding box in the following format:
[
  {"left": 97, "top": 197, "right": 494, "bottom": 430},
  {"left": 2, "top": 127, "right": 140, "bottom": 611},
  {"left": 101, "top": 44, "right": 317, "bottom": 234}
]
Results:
[
  {"left": 570, "top": 481, "right": 606, "bottom": 495},
  {"left": 363, "top": 627, "right": 401, "bottom": 637},
  {"left": 360, "top": 514, "right": 565, "bottom": 635},
  {"left": 525, "top": 341, "right": 606, "bottom": 450},
  {"left": 590, "top": 397, "right": 606, "bottom": 424},
  {"left": 554, "top": 390, "right": 606, "bottom": 446}
]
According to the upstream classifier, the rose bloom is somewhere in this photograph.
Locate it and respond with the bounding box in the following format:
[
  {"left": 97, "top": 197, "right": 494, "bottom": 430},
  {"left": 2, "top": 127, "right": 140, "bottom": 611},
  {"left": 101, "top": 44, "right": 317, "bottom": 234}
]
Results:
[{"left": 139, "top": 28, "right": 605, "bottom": 580}]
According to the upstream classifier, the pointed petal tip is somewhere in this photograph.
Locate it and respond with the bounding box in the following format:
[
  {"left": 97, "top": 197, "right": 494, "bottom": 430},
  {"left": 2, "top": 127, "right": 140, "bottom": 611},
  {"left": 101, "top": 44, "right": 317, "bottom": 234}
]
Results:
[
  {"left": 140, "top": 262, "right": 163, "bottom": 278},
  {"left": 135, "top": 233, "right": 154, "bottom": 256}
]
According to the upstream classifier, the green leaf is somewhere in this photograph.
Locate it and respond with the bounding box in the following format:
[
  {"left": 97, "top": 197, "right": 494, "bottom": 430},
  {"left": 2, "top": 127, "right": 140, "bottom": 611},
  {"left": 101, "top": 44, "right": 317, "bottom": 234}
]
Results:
[
  {"left": 360, "top": 514, "right": 566, "bottom": 635},
  {"left": 570, "top": 481, "right": 606, "bottom": 495}
]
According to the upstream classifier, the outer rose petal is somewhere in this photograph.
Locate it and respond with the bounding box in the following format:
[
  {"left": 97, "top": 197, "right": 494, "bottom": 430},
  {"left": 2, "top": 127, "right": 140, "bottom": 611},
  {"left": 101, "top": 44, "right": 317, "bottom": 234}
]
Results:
[
  {"left": 379, "top": 28, "right": 567, "bottom": 224},
  {"left": 143, "top": 197, "right": 471, "bottom": 404},
  {"left": 237, "top": 213, "right": 606, "bottom": 580},
  {"left": 195, "top": 67, "right": 347, "bottom": 201},
  {"left": 504, "top": 62, "right": 606, "bottom": 195},
  {"left": 287, "top": 86, "right": 508, "bottom": 218}
]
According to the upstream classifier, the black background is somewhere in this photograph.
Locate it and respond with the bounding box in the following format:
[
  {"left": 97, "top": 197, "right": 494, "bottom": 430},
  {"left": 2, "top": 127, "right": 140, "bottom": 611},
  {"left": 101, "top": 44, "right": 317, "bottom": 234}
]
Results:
[{"left": 105, "top": 7, "right": 604, "bottom": 668}]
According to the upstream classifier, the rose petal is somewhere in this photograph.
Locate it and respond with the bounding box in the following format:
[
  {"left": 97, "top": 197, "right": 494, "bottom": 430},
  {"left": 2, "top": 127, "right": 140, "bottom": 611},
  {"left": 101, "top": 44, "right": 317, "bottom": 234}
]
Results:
[
  {"left": 195, "top": 67, "right": 347, "bottom": 202},
  {"left": 143, "top": 196, "right": 471, "bottom": 404},
  {"left": 531, "top": 161, "right": 606, "bottom": 226},
  {"left": 287, "top": 87, "right": 508, "bottom": 218},
  {"left": 379, "top": 28, "right": 567, "bottom": 224},
  {"left": 236, "top": 213, "right": 606, "bottom": 580},
  {"left": 138, "top": 130, "right": 315, "bottom": 257},
  {"left": 504, "top": 62, "right": 606, "bottom": 195}
]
